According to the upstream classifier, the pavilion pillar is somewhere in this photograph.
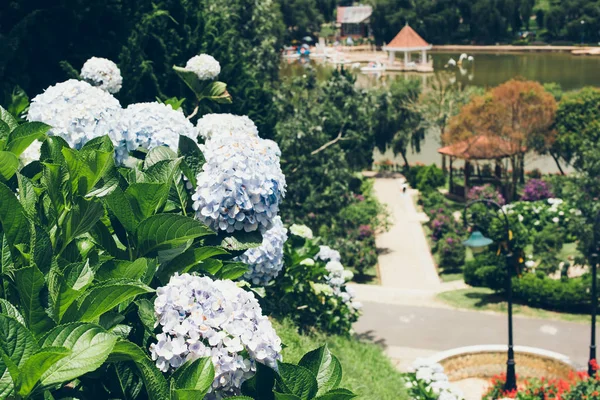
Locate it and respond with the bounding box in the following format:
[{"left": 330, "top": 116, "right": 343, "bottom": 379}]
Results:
[
  {"left": 404, "top": 51, "right": 409, "bottom": 66},
  {"left": 421, "top": 49, "right": 427, "bottom": 64},
  {"left": 389, "top": 51, "right": 395, "bottom": 64},
  {"left": 464, "top": 161, "right": 470, "bottom": 200},
  {"left": 449, "top": 157, "right": 454, "bottom": 194}
]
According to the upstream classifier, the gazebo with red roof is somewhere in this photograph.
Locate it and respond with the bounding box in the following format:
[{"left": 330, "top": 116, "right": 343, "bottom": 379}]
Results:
[
  {"left": 438, "top": 135, "right": 525, "bottom": 200},
  {"left": 382, "top": 24, "right": 433, "bottom": 72}
]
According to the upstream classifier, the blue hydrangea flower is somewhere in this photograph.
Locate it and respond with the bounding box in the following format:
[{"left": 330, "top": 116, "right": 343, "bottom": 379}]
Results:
[
  {"left": 193, "top": 138, "right": 286, "bottom": 233},
  {"left": 80, "top": 57, "right": 123, "bottom": 94},
  {"left": 316, "top": 245, "right": 341, "bottom": 262},
  {"left": 27, "top": 79, "right": 122, "bottom": 149},
  {"left": 114, "top": 102, "right": 196, "bottom": 165},
  {"left": 196, "top": 113, "right": 259, "bottom": 141},
  {"left": 150, "top": 274, "right": 282, "bottom": 399},
  {"left": 237, "top": 217, "right": 288, "bottom": 285}
]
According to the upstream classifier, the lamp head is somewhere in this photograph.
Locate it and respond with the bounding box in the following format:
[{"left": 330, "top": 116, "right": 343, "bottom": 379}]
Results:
[{"left": 463, "top": 230, "right": 493, "bottom": 253}]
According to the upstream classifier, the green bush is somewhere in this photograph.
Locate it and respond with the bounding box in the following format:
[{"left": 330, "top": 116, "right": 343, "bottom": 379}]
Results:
[
  {"left": 416, "top": 164, "right": 445, "bottom": 192},
  {"left": 512, "top": 272, "right": 592, "bottom": 313},
  {"left": 533, "top": 224, "right": 565, "bottom": 271},
  {"left": 438, "top": 233, "right": 466, "bottom": 270}
]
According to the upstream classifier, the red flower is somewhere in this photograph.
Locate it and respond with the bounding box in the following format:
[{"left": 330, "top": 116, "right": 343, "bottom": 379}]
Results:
[{"left": 591, "top": 359, "right": 599, "bottom": 371}]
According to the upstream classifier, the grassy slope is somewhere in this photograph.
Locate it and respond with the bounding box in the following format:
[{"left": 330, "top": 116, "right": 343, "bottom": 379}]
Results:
[
  {"left": 437, "top": 287, "right": 591, "bottom": 324},
  {"left": 272, "top": 319, "right": 408, "bottom": 400}
]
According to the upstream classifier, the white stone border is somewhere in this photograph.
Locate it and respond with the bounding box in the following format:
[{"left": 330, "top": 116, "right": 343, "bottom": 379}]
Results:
[{"left": 426, "top": 345, "right": 574, "bottom": 367}]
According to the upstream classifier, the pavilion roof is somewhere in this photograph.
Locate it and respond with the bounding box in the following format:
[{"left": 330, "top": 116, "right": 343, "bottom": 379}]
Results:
[
  {"left": 384, "top": 24, "right": 431, "bottom": 51},
  {"left": 336, "top": 6, "right": 372, "bottom": 24},
  {"left": 438, "top": 135, "right": 524, "bottom": 160}
]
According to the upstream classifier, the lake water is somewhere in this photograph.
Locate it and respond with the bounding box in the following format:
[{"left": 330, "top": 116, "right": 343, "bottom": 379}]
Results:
[{"left": 281, "top": 51, "right": 600, "bottom": 173}]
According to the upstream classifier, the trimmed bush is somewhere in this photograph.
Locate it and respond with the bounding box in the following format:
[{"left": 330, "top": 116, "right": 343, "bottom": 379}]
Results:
[
  {"left": 438, "top": 233, "right": 466, "bottom": 270},
  {"left": 512, "top": 272, "right": 592, "bottom": 313}
]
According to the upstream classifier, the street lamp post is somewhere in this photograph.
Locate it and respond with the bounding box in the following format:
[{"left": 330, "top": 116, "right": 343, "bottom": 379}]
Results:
[
  {"left": 463, "top": 199, "right": 517, "bottom": 392},
  {"left": 588, "top": 214, "right": 600, "bottom": 377}
]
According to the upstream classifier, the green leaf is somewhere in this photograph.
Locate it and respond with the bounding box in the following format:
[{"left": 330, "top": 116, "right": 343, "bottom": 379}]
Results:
[
  {"left": 157, "top": 246, "right": 228, "bottom": 283},
  {"left": 173, "top": 66, "right": 208, "bottom": 99},
  {"left": 107, "top": 340, "right": 170, "bottom": 400},
  {"left": 0, "top": 300, "right": 25, "bottom": 326},
  {"left": 135, "top": 299, "right": 156, "bottom": 333},
  {"left": 14, "top": 265, "right": 55, "bottom": 337},
  {"left": 314, "top": 388, "right": 356, "bottom": 400},
  {"left": 48, "top": 261, "right": 94, "bottom": 323},
  {"left": 0, "top": 106, "right": 18, "bottom": 132},
  {"left": 135, "top": 214, "right": 213, "bottom": 257},
  {"left": 220, "top": 231, "right": 263, "bottom": 251},
  {"left": 125, "top": 182, "right": 170, "bottom": 221},
  {"left": 144, "top": 146, "right": 177, "bottom": 169},
  {"left": 105, "top": 186, "right": 138, "bottom": 233},
  {"left": 298, "top": 346, "right": 342, "bottom": 395},
  {"left": 276, "top": 362, "right": 318, "bottom": 400},
  {"left": 201, "top": 81, "right": 232, "bottom": 104},
  {"left": 172, "top": 357, "right": 214, "bottom": 398},
  {"left": 40, "top": 136, "right": 68, "bottom": 163},
  {"left": 62, "top": 146, "right": 113, "bottom": 196},
  {"left": 0, "top": 182, "right": 31, "bottom": 248},
  {"left": 0, "top": 121, "right": 10, "bottom": 151},
  {"left": 111, "top": 362, "right": 143, "bottom": 400},
  {"left": 31, "top": 224, "right": 53, "bottom": 274},
  {"left": 229, "top": 397, "right": 255, "bottom": 400},
  {"left": 39, "top": 323, "right": 117, "bottom": 386},
  {"left": 241, "top": 361, "right": 275, "bottom": 400},
  {"left": 178, "top": 135, "right": 204, "bottom": 189},
  {"left": 0, "top": 315, "right": 37, "bottom": 398},
  {"left": 62, "top": 198, "right": 104, "bottom": 247},
  {"left": 191, "top": 258, "right": 223, "bottom": 275},
  {"left": 96, "top": 258, "right": 148, "bottom": 282},
  {"left": 214, "top": 261, "right": 248, "bottom": 280},
  {"left": 90, "top": 220, "right": 120, "bottom": 257},
  {"left": 65, "top": 280, "right": 153, "bottom": 323},
  {"left": 6, "top": 122, "right": 50, "bottom": 157},
  {"left": 274, "top": 393, "right": 302, "bottom": 400},
  {"left": 16, "top": 347, "right": 70, "bottom": 396},
  {"left": 17, "top": 174, "right": 37, "bottom": 218},
  {"left": 0, "top": 151, "right": 18, "bottom": 180}
]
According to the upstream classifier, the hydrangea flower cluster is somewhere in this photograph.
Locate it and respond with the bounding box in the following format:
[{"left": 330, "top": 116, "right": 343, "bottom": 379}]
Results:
[
  {"left": 150, "top": 274, "right": 282, "bottom": 399},
  {"left": 27, "top": 79, "right": 122, "bottom": 149},
  {"left": 316, "top": 246, "right": 341, "bottom": 263},
  {"left": 236, "top": 217, "right": 288, "bottom": 285},
  {"left": 407, "top": 358, "right": 463, "bottom": 400},
  {"left": 185, "top": 54, "right": 221, "bottom": 80},
  {"left": 192, "top": 126, "right": 286, "bottom": 233},
  {"left": 80, "top": 57, "right": 123, "bottom": 94},
  {"left": 113, "top": 102, "right": 196, "bottom": 164},
  {"left": 196, "top": 114, "right": 259, "bottom": 141},
  {"left": 324, "top": 260, "right": 361, "bottom": 311},
  {"left": 289, "top": 224, "right": 313, "bottom": 239}
]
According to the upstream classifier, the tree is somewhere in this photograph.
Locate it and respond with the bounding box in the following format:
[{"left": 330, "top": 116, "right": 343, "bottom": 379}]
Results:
[
  {"left": 277, "top": 0, "right": 324, "bottom": 41},
  {"left": 520, "top": 0, "right": 535, "bottom": 29},
  {"left": 371, "top": 77, "right": 423, "bottom": 167},
  {"left": 446, "top": 79, "right": 557, "bottom": 197}
]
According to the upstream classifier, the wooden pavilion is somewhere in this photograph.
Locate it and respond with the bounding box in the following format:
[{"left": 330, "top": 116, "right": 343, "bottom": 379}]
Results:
[
  {"left": 438, "top": 135, "right": 524, "bottom": 201},
  {"left": 382, "top": 24, "right": 433, "bottom": 72}
]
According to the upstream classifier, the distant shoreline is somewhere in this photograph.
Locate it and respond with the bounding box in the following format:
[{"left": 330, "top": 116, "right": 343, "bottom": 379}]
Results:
[{"left": 432, "top": 45, "right": 598, "bottom": 55}]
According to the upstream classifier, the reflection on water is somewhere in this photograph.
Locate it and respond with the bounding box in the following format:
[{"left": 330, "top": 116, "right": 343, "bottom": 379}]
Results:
[{"left": 280, "top": 51, "right": 600, "bottom": 173}]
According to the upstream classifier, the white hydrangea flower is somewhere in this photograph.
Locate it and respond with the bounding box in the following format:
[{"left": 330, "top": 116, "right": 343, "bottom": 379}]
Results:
[
  {"left": 289, "top": 224, "right": 313, "bottom": 239},
  {"left": 19, "top": 139, "right": 42, "bottom": 165},
  {"left": 197, "top": 114, "right": 259, "bottom": 141},
  {"left": 236, "top": 217, "right": 288, "bottom": 285},
  {"left": 27, "top": 79, "right": 122, "bottom": 149},
  {"left": 317, "top": 246, "right": 341, "bottom": 262},
  {"left": 192, "top": 138, "right": 286, "bottom": 233},
  {"left": 114, "top": 102, "right": 195, "bottom": 165},
  {"left": 150, "top": 274, "right": 282, "bottom": 399},
  {"left": 80, "top": 57, "right": 123, "bottom": 94},
  {"left": 185, "top": 54, "right": 221, "bottom": 80}
]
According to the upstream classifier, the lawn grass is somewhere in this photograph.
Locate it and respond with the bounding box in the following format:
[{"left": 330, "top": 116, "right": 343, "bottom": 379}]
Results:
[
  {"left": 272, "top": 318, "right": 408, "bottom": 400},
  {"left": 436, "top": 287, "right": 592, "bottom": 324}
]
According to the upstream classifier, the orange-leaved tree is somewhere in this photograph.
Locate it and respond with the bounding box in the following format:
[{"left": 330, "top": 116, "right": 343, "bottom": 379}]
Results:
[{"left": 445, "top": 79, "right": 557, "bottom": 198}]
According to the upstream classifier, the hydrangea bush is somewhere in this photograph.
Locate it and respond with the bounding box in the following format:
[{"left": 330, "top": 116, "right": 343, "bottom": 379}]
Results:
[
  {"left": 263, "top": 227, "right": 361, "bottom": 335},
  {"left": 521, "top": 178, "right": 554, "bottom": 202},
  {"left": 467, "top": 184, "right": 505, "bottom": 206},
  {"left": 403, "top": 358, "right": 463, "bottom": 400},
  {"left": 80, "top": 56, "right": 123, "bottom": 93}
]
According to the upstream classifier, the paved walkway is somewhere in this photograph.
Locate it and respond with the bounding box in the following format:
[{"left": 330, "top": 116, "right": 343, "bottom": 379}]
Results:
[{"left": 373, "top": 178, "right": 441, "bottom": 291}]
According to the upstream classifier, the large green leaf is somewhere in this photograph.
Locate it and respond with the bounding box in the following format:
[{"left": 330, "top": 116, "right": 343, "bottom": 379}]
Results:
[
  {"left": 96, "top": 258, "right": 148, "bottom": 282},
  {"left": 298, "top": 346, "right": 342, "bottom": 396},
  {"left": 16, "top": 347, "right": 70, "bottom": 396},
  {"left": 136, "top": 214, "right": 213, "bottom": 257},
  {"left": 14, "top": 265, "right": 55, "bottom": 337},
  {"left": 0, "top": 182, "right": 31, "bottom": 248},
  {"left": 40, "top": 136, "right": 69, "bottom": 163},
  {"left": 273, "top": 393, "right": 302, "bottom": 400},
  {"left": 214, "top": 262, "right": 248, "bottom": 280},
  {"left": 0, "top": 106, "right": 18, "bottom": 132},
  {"left": 200, "top": 81, "right": 232, "bottom": 104},
  {"left": 241, "top": 361, "right": 275, "bottom": 400},
  {"left": 6, "top": 122, "right": 50, "bottom": 157},
  {"left": 178, "top": 135, "right": 204, "bottom": 188},
  {"left": 105, "top": 186, "right": 138, "bottom": 233},
  {"left": 0, "top": 121, "right": 10, "bottom": 151},
  {"left": 0, "top": 314, "right": 37, "bottom": 398},
  {"left": 65, "top": 280, "right": 153, "bottom": 323},
  {"left": 173, "top": 66, "right": 207, "bottom": 99},
  {"left": 62, "top": 198, "right": 104, "bottom": 248},
  {"left": 17, "top": 174, "right": 37, "bottom": 218},
  {"left": 220, "top": 231, "right": 263, "bottom": 251},
  {"left": 144, "top": 146, "right": 177, "bottom": 169},
  {"left": 157, "top": 246, "right": 228, "bottom": 283},
  {"left": 110, "top": 362, "right": 143, "bottom": 400},
  {"left": 0, "top": 300, "right": 25, "bottom": 326},
  {"left": 39, "top": 323, "right": 117, "bottom": 386},
  {"left": 107, "top": 340, "right": 170, "bottom": 400},
  {"left": 31, "top": 224, "right": 53, "bottom": 274},
  {"left": 125, "top": 182, "right": 170, "bottom": 221},
  {"left": 171, "top": 357, "right": 214, "bottom": 399},
  {"left": 0, "top": 151, "right": 18, "bottom": 180},
  {"left": 48, "top": 261, "right": 94, "bottom": 323},
  {"left": 90, "top": 220, "right": 120, "bottom": 258},
  {"left": 275, "top": 362, "right": 318, "bottom": 400}
]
